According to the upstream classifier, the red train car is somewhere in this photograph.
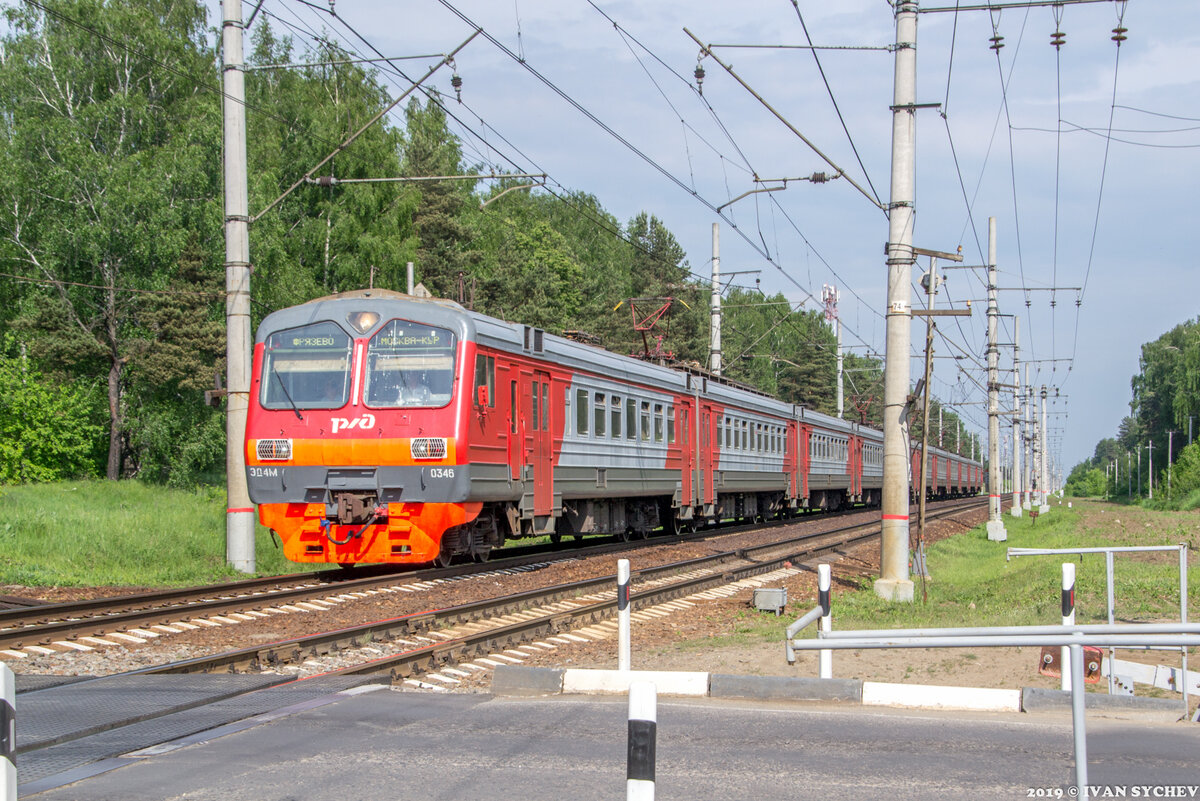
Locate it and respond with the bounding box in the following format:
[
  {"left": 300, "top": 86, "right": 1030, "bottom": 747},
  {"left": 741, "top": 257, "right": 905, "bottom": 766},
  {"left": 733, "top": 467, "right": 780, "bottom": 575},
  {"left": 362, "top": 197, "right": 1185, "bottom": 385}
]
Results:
[{"left": 244, "top": 290, "right": 981, "bottom": 566}]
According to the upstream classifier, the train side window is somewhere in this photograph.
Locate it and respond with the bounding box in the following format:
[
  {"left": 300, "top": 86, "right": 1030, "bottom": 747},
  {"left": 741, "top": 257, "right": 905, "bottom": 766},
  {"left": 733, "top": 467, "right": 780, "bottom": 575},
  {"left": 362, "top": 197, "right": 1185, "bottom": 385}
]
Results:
[
  {"left": 510, "top": 380, "right": 518, "bottom": 434},
  {"left": 640, "top": 402, "right": 651, "bottom": 441},
  {"left": 743, "top": 421, "right": 749, "bottom": 451},
  {"left": 611, "top": 395, "right": 622, "bottom": 439},
  {"left": 531, "top": 381, "right": 540, "bottom": 430},
  {"left": 667, "top": 407, "right": 675, "bottom": 444},
  {"left": 474, "top": 354, "right": 495, "bottom": 407},
  {"left": 653, "top": 403, "right": 664, "bottom": 442},
  {"left": 594, "top": 392, "right": 607, "bottom": 437},
  {"left": 576, "top": 388, "right": 589, "bottom": 435},
  {"left": 542, "top": 382, "right": 549, "bottom": 431},
  {"left": 626, "top": 398, "right": 637, "bottom": 440}
]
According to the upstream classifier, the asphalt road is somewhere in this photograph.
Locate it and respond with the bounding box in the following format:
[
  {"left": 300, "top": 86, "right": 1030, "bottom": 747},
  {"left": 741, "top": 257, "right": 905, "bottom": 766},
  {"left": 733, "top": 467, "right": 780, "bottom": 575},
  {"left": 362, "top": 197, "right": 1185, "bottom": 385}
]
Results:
[{"left": 28, "top": 689, "right": 1200, "bottom": 800}]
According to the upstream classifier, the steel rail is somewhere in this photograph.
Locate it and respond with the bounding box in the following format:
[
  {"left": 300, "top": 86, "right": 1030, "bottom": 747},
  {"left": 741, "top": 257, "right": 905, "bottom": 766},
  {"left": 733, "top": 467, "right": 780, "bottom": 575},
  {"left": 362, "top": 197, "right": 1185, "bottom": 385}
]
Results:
[
  {"left": 3, "top": 497, "right": 980, "bottom": 650},
  {"left": 142, "top": 499, "right": 987, "bottom": 678}
]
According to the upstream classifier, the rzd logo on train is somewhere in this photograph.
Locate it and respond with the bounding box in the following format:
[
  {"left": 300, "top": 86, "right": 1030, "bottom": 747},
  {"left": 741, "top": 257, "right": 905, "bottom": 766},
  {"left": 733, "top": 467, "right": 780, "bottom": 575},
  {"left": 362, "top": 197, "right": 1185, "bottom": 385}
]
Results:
[{"left": 331, "top": 413, "right": 376, "bottom": 434}]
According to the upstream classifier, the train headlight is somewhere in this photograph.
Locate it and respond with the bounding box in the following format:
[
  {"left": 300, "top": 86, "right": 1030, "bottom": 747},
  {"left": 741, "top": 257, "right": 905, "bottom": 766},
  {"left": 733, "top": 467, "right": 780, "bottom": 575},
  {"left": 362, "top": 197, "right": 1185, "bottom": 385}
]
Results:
[
  {"left": 256, "top": 439, "right": 292, "bottom": 461},
  {"left": 410, "top": 438, "right": 448, "bottom": 460},
  {"left": 346, "top": 311, "right": 380, "bottom": 334}
]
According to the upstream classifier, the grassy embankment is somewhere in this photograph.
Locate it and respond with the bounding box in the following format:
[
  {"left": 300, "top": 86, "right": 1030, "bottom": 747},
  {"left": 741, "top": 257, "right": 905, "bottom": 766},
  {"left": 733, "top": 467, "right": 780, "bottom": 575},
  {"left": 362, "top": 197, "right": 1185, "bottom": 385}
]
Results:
[
  {"left": 0, "top": 480, "right": 302, "bottom": 587},
  {"left": 719, "top": 498, "right": 1200, "bottom": 647}
]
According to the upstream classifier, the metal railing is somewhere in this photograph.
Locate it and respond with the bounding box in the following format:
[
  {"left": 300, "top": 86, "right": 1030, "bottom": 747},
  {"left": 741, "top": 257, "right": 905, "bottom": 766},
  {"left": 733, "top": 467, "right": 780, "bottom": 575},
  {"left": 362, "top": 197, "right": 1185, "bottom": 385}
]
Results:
[
  {"left": 1007, "top": 544, "right": 1190, "bottom": 706},
  {"left": 787, "top": 622, "right": 1200, "bottom": 799}
]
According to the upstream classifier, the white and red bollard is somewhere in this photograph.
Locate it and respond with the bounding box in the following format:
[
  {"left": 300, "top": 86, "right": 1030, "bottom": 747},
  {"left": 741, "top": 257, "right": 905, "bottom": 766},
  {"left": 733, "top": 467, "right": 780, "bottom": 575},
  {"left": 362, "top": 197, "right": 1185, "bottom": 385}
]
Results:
[{"left": 627, "top": 681, "right": 657, "bottom": 801}]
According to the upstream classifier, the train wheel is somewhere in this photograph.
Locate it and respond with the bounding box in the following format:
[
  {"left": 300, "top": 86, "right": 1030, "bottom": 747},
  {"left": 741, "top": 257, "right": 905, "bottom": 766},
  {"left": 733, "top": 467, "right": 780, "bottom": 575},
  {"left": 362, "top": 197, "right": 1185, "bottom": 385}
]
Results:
[
  {"left": 618, "top": 527, "right": 632, "bottom": 542},
  {"left": 433, "top": 541, "right": 454, "bottom": 568},
  {"left": 550, "top": 533, "right": 562, "bottom": 545}
]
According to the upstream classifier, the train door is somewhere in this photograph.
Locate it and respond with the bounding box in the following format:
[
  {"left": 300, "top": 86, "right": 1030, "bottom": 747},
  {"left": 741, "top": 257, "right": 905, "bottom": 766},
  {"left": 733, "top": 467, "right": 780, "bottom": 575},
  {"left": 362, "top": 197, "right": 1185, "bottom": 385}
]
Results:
[
  {"left": 850, "top": 436, "right": 863, "bottom": 500},
  {"left": 678, "top": 399, "right": 693, "bottom": 508},
  {"left": 784, "top": 421, "right": 798, "bottom": 502},
  {"left": 798, "top": 424, "right": 811, "bottom": 502},
  {"left": 699, "top": 403, "right": 717, "bottom": 508},
  {"left": 527, "top": 370, "right": 553, "bottom": 516},
  {"left": 507, "top": 372, "right": 522, "bottom": 482}
]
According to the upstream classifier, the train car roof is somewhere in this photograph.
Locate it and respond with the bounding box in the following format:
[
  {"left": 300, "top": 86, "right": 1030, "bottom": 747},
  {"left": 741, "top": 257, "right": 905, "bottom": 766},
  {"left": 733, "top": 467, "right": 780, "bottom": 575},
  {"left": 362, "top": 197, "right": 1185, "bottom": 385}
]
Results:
[{"left": 256, "top": 290, "right": 980, "bottom": 466}]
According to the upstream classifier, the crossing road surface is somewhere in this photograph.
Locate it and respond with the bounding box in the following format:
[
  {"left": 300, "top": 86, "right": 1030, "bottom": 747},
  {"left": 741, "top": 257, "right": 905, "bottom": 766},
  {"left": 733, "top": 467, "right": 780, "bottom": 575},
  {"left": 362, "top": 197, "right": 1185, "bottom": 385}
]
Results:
[{"left": 27, "top": 689, "right": 1200, "bottom": 800}]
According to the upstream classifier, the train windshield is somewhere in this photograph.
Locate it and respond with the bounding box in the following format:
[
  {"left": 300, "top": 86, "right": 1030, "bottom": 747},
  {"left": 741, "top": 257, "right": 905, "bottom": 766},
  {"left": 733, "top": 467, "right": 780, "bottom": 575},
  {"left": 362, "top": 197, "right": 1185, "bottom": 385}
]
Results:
[
  {"left": 364, "top": 319, "right": 457, "bottom": 408},
  {"left": 260, "top": 322, "right": 352, "bottom": 409}
]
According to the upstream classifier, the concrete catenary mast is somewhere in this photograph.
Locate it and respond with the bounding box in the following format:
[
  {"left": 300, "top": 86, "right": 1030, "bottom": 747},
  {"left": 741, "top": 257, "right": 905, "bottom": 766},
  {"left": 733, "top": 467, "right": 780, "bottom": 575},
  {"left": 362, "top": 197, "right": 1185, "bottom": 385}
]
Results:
[
  {"left": 986, "top": 219, "right": 1006, "bottom": 541},
  {"left": 222, "top": 0, "right": 255, "bottom": 572},
  {"left": 878, "top": 0, "right": 919, "bottom": 603}
]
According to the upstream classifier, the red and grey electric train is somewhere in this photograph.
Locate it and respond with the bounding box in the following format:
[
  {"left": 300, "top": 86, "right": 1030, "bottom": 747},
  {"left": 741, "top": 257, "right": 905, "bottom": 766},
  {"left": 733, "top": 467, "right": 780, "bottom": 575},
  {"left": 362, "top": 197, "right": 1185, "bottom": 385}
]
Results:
[{"left": 244, "top": 290, "right": 982, "bottom": 566}]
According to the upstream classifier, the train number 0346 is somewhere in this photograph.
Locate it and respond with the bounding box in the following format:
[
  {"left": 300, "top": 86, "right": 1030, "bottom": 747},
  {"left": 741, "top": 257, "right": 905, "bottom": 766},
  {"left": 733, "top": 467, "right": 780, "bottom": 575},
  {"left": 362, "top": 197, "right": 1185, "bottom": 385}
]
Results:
[{"left": 428, "top": 467, "right": 455, "bottom": 479}]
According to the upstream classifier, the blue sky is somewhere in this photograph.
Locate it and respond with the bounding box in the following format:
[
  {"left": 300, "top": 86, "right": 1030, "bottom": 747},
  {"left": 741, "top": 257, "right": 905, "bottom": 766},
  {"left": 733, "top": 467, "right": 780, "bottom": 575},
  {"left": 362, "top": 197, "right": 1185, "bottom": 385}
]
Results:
[{"left": 214, "top": 0, "right": 1199, "bottom": 474}]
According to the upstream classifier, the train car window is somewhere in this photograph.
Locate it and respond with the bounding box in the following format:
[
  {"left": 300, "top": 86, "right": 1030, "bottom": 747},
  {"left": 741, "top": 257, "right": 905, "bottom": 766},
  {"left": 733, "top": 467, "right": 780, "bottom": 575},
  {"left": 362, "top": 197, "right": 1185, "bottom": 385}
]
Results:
[
  {"left": 743, "top": 421, "right": 750, "bottom": 451},
  {"left": 260, "top": 321, "right": 352, "bottom": 410},
  {"left": 667, "top": 407, "right": 675, "bottom": 444},
  {"left": 510, "top": 380, "right": 518, "bottom": 434},
  {"left": 474, "top": 354, "right": 495, "bottom": 407},
  {"left": 653, "top": 403, "right": 664, "bottom": 442},
  {"left": 626, "top": 398, "right": 637, "bottom": 440},
  {"left": 531, "top": 381, "right": 540, "bottom": 430},
  {"left": 594, "top": 392, "right": 607, "bottom": 437},
  {"left": 611, "top": 395, "right": 622, "bottom": 439},
  {"left": 363, "top": 320, "right": 456, "bottom": 408},
  {"left": 576, "top": 388, "right": 589, "bottom": 435},
  {"left": 640, "top": 402, "right": 651, "bottom": 441},
  {"left": 542, "top": 382, "right": 549, "bottom": 431}
]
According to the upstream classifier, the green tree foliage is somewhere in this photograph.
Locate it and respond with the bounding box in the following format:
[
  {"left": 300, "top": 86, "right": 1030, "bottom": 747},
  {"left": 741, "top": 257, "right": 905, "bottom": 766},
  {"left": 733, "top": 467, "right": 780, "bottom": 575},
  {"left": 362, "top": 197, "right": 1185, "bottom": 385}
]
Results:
[
  {"left": 1169, "top": 442, "right": 1200, "bottom": 498},
  {"left": 244, "top": 27, "right": 414, "bottom": 311},
  {"left": 0, "top": 337, "right": 105, "bottom": 483},
  {"left": 1064, "top": 463, "right": 1107, "bottom": 497},
  {"left": 0, "top": 0, "right": 221, "bottom": 479}
]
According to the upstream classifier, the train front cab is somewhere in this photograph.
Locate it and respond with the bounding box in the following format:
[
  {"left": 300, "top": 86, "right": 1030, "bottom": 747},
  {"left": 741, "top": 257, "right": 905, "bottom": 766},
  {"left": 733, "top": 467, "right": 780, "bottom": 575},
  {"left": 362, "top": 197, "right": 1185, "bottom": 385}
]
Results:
[{"left": 245, "top": 292, "right": 483, "bottom": 565}]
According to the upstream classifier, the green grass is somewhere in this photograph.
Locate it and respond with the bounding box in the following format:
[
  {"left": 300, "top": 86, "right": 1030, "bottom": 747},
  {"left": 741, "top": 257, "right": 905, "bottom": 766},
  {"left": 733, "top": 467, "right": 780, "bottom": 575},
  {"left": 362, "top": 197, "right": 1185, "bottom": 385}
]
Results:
[
  {"left": 0, "top": 480, "right": 303, "bottom": 587},
  {"left": 703, "top": 499, "right": 1200, "bottom": 648}
]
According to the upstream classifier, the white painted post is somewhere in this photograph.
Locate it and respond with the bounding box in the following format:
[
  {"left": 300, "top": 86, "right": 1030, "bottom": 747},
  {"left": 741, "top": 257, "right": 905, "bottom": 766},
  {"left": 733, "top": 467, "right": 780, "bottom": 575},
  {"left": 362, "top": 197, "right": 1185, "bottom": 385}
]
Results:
[
  {"left": 1, "top": 663, "right": 14, "bottom": 801},
  {"left": 1062, "top": 562, "right": 1076, "bottom": 691},
  {"left": 818, "top": 564, "right": 833, "bottom": 679},
  {"left": 627, "top": 681, "right": 657, "bottom": 801},
  {"left": 618, "top": 559, "right": 631, "bottom": 671}
]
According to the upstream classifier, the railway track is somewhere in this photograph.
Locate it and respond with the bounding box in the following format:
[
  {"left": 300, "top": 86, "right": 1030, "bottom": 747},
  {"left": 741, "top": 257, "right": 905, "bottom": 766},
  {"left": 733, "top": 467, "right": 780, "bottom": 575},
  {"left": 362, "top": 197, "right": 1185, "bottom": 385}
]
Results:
[
  {"left": 0, "top": 498, "right": 979, "bottom": 655},
  {"left": 141, "top": 497, "right": 988, "bottom": 681}
]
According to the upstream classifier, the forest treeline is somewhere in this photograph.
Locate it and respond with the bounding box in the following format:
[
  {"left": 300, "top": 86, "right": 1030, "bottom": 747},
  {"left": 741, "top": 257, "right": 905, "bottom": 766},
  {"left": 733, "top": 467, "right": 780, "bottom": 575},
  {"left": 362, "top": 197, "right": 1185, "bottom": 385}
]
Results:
[
  {"left": 1065, "top": 317, "right": 1200, "bottom": 504},
  {"left": 0, "top": 0, "right": 977, "bottom": 486}
]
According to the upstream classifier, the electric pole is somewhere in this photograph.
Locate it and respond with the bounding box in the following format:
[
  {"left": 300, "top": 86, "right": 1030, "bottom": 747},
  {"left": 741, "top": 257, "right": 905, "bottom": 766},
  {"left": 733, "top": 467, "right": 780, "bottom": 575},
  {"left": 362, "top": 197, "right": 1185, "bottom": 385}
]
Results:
[
  {"left": 1168, "top": 431, "right": 1175, "bottom": 498},
  {"left": 1039, "top": 386, "right": 1050, "bottom": 514},
  {"left": 1148, "top": 439, "right": 1154, "bottom": 500},
  {"left": 824, "top": 284, "right": 843, "bottom": 418},
  {"left": 710, "top": 223, "right": 722, "bottom": 376},
  {"left": 222, "top": 0, "right": 255, "bottom": 572},
  {"left": 986, "top": 218, "right": 1006, "bottom": 541},
  {"left": 878, "top": 0, "right": 918, "bottom": 603},
  {"left": 1010, "top": 316, "right": 1022, "bottom": 517},
  {"left": 1024, "top": 371, "right": 1033, "bottom": 511}
]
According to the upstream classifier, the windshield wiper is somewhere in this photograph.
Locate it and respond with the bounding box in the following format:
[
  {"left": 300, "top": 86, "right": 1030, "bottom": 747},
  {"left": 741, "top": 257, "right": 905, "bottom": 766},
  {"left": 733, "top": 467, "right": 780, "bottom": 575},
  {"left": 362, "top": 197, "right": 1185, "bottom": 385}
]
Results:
[{"left": 271, "top": 366, "right": 303, "bottom": 420}]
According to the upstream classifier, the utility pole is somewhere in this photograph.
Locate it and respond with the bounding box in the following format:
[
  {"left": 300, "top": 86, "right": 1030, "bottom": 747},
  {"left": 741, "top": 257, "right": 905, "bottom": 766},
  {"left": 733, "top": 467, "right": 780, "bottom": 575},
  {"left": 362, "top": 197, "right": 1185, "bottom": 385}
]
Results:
[
  {"left": 1148, "top": 439, "right": 1154, "bottom": 500},
  {"left": 824, "top": 284, "right": 843, "bottom": 418},
  {"left": 956, "top": 419, "right": 961, "bottom": 455},
  {"left": 1039, "top": 386, "right": 1050, "bottom": 514},
  {"left": 986, "top": 219, "right": 1006, "bottom": 541},
  {"left": 878, "top": 0, "right": 918, "bottom": 603},
  {"left": 1168, "top": 431, "right": 1175, "bottom": 499},
  {"left": 937, "top": 404, "right": 943, "bottom": 449},
  {"left": 222, "top": 0, "right": 255, "bottom": 573},
  {"left": 710, "top": 223, "right": 722, "bottom": 376},
  {"left": 916, "top": 257, "right": 938, "bottom": 571},
  {"left": 1137, "top": 446, "right": 1142, "bottom": 497},
  {"left": 1024, "top": 371, "right": 1033, "bottom": 511},
  {"left": 1010, "top": 317, "right": 1022, "bottom": 517}
]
